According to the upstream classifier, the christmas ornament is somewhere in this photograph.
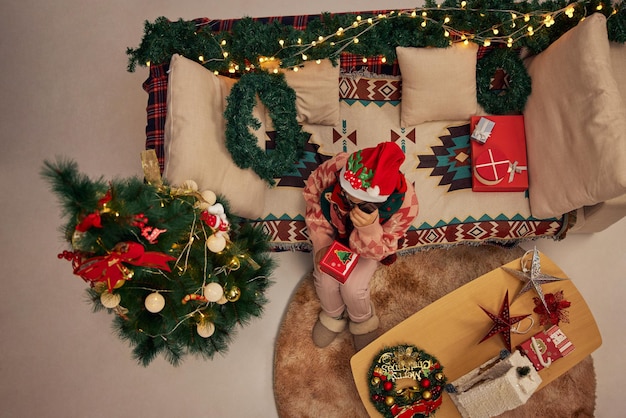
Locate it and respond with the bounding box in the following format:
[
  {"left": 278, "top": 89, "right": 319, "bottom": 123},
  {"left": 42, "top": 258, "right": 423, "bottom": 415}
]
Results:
[
  {"left": 196, "top": 320, "right": 216, "bottom": 338},
  {"left": 479, "top": 290, "right": 530, "bottom": 352},
  {"left": 145, "top": 292, "right": 166, "bottom": 313},
  {"left": 533, "top": 290, "right": 571, "bottom": 326},
  {"left": 200, "top": 190, "right": 217, "bottom": 205},
  {"left": 502, "top": 247, "right": 567, "bottom": 313},
  {"left": 206, "top": 234, "right": 227, "bottom": 253},
  {"left": 180, "top": 179, "right": 198, "bottom": 191},
  {"left": 203, "top": 282, "right": 224, "bottom": 303},
  {"left": 100, "top": 292, "right": 121, "bottom": 309},
  {"left": 225, "top": 286, "right": 241, "bottom": 302}
]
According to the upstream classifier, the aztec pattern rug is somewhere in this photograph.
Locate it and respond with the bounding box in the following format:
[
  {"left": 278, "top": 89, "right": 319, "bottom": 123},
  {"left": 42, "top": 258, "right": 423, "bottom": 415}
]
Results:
[
  {"left": 252, "top": 74, "right": 568, "bottom": 252},
  {"left": 273, "top": 245, "right": 595, "bottom": 417}
]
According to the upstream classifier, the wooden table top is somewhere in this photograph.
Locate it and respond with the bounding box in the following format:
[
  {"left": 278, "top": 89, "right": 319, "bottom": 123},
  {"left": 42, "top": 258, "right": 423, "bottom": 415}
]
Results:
[{"left": 350, "top": 251, "right": 602, "bottom": 417}]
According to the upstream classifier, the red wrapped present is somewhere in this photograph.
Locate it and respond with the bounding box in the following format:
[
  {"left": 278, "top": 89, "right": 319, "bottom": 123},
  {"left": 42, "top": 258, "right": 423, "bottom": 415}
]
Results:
[
  {"left": 518, "top": 325, "right": 573, "bottom": 371},
  {"left": 471, "top": 116, "right": 528, "bottom": 192},
  {"left": 319, "top": 241, "right": 360, "bottom": 284}
]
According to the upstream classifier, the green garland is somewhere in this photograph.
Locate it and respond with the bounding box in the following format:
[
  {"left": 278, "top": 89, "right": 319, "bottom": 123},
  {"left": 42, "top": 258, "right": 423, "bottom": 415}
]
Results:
[
  {"left": 126, "top": 1, "right": 626, "bottom": 72},
  {"left": 368, "top": 344, "right": 448, "bottom": 417},
  {"left": 224, "top": 71, "right": 308, "bottom": 185},
  {"left": 476, "top": 47, "right": 532, "bottom": 115}
]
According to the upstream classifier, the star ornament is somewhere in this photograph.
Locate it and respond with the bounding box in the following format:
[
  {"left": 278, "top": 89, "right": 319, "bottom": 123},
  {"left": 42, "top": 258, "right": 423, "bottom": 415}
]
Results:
[
  {"left": 479, "top": 290, "right": 530, "bottom": 352},
  {"left": 501, "top": 247, "right": 567, "bottom": 313}
]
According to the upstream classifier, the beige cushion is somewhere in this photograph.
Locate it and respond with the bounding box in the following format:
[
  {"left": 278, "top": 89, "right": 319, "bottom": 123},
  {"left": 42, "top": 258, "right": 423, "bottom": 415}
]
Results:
[
  {"left": 280, "top": 58, "right": 340, "bottom": 126},
  {"left": 396, "top": 43, "right": 479, "bottom": 127},
  {"left": 610, "top": 41, "right": 626, "bottom": 105},
  {"left": 524, "top": 13, "right": 626, "bottom": 219},
  {"left": 163, "top": 54, "right": 268, "bottom": 219}
]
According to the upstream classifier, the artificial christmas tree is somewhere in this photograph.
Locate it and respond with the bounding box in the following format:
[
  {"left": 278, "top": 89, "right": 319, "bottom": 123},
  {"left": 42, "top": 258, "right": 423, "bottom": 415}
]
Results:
[{"left": 43, "top": 155, "right": 274, "bottom": 366}]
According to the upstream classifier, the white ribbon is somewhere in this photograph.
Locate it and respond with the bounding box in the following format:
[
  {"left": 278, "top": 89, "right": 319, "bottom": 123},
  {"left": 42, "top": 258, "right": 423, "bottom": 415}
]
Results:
[{"left": 508, "top": 160, "right": 527, "bottom": 183}]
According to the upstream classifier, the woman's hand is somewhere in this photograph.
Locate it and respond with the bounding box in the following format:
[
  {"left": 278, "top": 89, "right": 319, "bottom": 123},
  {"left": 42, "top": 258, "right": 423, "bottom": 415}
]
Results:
[{"left": 350, "top": 206, "right": 378, "bottom": 227}]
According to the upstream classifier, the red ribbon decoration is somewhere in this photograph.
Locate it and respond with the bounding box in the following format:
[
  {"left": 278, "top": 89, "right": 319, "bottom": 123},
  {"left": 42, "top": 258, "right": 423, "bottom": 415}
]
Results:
[
  {"left": 76, "top": 212, "right": 102, "bottom": 232},
  {"left": 75, "top": 189, "right": 112, "bottom": 232},
  {"left": 74, "top": 242, "right": 176, "bottom": 292},
  {"left": 390, "top": 395, "right": 443, "bottom": 418}
]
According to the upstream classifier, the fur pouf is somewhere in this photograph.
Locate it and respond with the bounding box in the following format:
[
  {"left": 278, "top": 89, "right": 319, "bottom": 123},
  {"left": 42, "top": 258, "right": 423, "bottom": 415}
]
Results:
[{"left": 273, "top": 245, "right": 596, "bottom": 417}]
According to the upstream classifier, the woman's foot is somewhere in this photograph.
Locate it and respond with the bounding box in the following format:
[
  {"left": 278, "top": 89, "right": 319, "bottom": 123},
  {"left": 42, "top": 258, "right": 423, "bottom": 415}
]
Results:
[{"left": 312, "top": 311, "right": 347, "bottom": 348}]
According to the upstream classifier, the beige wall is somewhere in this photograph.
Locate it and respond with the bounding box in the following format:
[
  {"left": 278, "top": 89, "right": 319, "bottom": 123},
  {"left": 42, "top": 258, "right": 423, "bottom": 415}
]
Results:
[{"left": 0, "top": 1, "right": 417, "bottom": 416}]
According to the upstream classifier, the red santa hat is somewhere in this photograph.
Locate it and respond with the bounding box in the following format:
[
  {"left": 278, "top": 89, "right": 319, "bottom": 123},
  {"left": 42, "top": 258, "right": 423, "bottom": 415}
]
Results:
[{"left": 339, "top": 142, "right": 405, "bottom": 203}]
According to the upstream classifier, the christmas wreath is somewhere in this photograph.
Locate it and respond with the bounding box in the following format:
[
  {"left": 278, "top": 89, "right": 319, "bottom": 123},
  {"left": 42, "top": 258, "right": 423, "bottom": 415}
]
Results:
[
  {"left": 476, "top": 47, "right": 532, "bottom": 115},
  {"left": 224, "top": 71, "right": 309, "bottom": 185},
  {"left": 43, "top": 155, "right": 275, "bottom": 366},
  {"left": 368, "top": 344, "right": 447, "bottom": 418}
]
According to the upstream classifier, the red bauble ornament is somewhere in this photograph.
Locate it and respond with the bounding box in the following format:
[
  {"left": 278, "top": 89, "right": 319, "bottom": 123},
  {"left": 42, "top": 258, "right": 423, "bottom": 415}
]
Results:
[
  {"left": 383, "top": 381, "right": 393, "bottom": 391},
  {"left": 420, "top": 379, "right": 431, "bottom": 389}
]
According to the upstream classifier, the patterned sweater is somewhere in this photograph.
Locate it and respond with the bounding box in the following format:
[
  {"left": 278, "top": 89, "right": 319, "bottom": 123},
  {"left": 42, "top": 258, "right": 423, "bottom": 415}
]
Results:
[{"left": 303, "top": 153, "right": 419, "bottom": 261}]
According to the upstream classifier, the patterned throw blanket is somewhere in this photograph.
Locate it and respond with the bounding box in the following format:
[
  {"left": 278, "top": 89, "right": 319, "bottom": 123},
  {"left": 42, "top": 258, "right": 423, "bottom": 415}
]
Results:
[{"left": 141, "top": 14, "right": 569, "bottom": 253}]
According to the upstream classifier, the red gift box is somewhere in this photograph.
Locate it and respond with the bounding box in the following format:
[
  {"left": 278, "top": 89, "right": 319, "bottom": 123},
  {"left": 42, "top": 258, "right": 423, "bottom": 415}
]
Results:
[
  {"left": 319, "top": 241, "right": 360, "bottom": 284},
  {"left": 470, "top": 116, "right": 529, "bottom": 192},
  {"left": 517, "top": 325, "right": 574, "bottom": 371}
]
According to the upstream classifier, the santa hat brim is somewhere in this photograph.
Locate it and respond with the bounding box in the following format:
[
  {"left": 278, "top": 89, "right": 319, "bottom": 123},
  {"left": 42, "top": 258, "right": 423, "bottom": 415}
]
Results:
[{"left": 339, "top": 167, "right": 388, "bottom": 203}]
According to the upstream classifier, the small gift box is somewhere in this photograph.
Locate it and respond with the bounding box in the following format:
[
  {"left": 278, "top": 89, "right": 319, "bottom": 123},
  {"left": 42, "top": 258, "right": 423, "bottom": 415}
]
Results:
[
  {"left": 319, "top": 241, "right": 360, "bottom": 284},
  {"left": 470, "top": 116, "right": 528, "bottom": 192},
  {"left": 471, "top": 117, "right": 496, "bottom": 144},
  {"left": 518, "top": 326, "right": 573, "bottom": 371}
]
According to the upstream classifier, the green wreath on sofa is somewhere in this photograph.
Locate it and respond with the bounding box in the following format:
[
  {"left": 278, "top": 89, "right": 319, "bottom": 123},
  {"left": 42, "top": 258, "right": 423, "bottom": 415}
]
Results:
[
  {"left": 476, "top": 48, "right": 532, "bottom": 115},
  {"left": 224, "top": 71, "right": 308, "bottom": 186}
]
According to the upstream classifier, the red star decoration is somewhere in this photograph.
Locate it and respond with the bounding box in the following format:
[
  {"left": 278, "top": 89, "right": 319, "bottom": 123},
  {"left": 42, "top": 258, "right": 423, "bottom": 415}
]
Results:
[{"left": 479, "top": 290, "right": 530, "bottom": 352}]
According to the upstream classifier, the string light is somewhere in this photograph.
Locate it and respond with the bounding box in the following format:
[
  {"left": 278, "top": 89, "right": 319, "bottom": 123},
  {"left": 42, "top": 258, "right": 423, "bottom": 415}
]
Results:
[{"left": 182, "top": 2, "right": 611, "bottom": 75}]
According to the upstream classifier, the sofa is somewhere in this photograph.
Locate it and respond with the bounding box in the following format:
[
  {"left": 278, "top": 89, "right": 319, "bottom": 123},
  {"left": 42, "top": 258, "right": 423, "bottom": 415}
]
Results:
[{"left": 134, "top": 9, "right": 626, "bottom": 253}]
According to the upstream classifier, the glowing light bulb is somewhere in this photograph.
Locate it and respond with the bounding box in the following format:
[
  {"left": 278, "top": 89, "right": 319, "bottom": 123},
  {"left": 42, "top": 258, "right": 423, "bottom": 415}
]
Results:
[
  {"left": 293, "top": 66, "right": 299, "bottom": 72},
  {"left": 220, "top": 40, "right": 227, "bottom": 46},
  {"left": 484, "top": 39, "right": 491, "bottom": 47},
  {"left": 492, "top": 28, "right": 499, "bottom": 35},
  {"left": 421, "top": 20, "right": 427, "bottom": 27},
  {"left": 353, "top": 38, "right": 359, "bottom": 44},
  {"left": 318, "top": 35, "right": 324, "bottom": 42},
  {"left": 336, "top": 27, "right": 344, "bottom": 36},
  {"left": 198, "top": 55, "right": 204, "bottom": 62},
  {"left": 362, "top": 57, "right": 367, "bottom": 63},
  {"left": 596, "top": 4, "right": 603, "bottom": 10},
  {"left": 444, "top": 16, "right": 451, "bottom": 24},
  {"left": 461, "top": 1, "right": 467, "bottom": 8},
  {"left": 444, "top": 30, "right": 450, "bottom": 37},
  {"left": 524, "top": 14, "right": 530, "bottom": 22},
  {"left": 223, "top": 52, "right": 229, "bottom": 58},
  {"left": 302, "top": 54, "right": 308, "bottom": 61},
  {"left": 279, "top": 39, "right": 284, "bottom": 47},
  {"left": 381, "top": 56, "right": 387, "bottom": 63}
]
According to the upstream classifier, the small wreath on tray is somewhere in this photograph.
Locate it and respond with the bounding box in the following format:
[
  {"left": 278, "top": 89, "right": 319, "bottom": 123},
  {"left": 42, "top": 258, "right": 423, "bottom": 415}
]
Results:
[
  {"left": 224, "top": 71, "right": 309, "bottom": 186},
  {"left": 368, "top": 344, "right": 447, "bottom": 418},
  {"left": 476, "top": 47, "right": 532, "bottom": 115}
]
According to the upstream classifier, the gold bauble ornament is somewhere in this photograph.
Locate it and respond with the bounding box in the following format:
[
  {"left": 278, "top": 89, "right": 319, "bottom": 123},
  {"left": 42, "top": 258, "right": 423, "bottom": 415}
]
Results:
[
  {"left": 422, "top": 390, "right": 432, "bottom": 400},
  {"left": 225, "top": 286, "right": 241, "bottom": 302},
  {"left": 371, "top": 376, "right": 381, "bottom": 386},
  {"left": 435, "top": 372, "right": 445, "bottom": 381},
  {"left": 384, "top": 396, "right": 395, "bottom": 406}
]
